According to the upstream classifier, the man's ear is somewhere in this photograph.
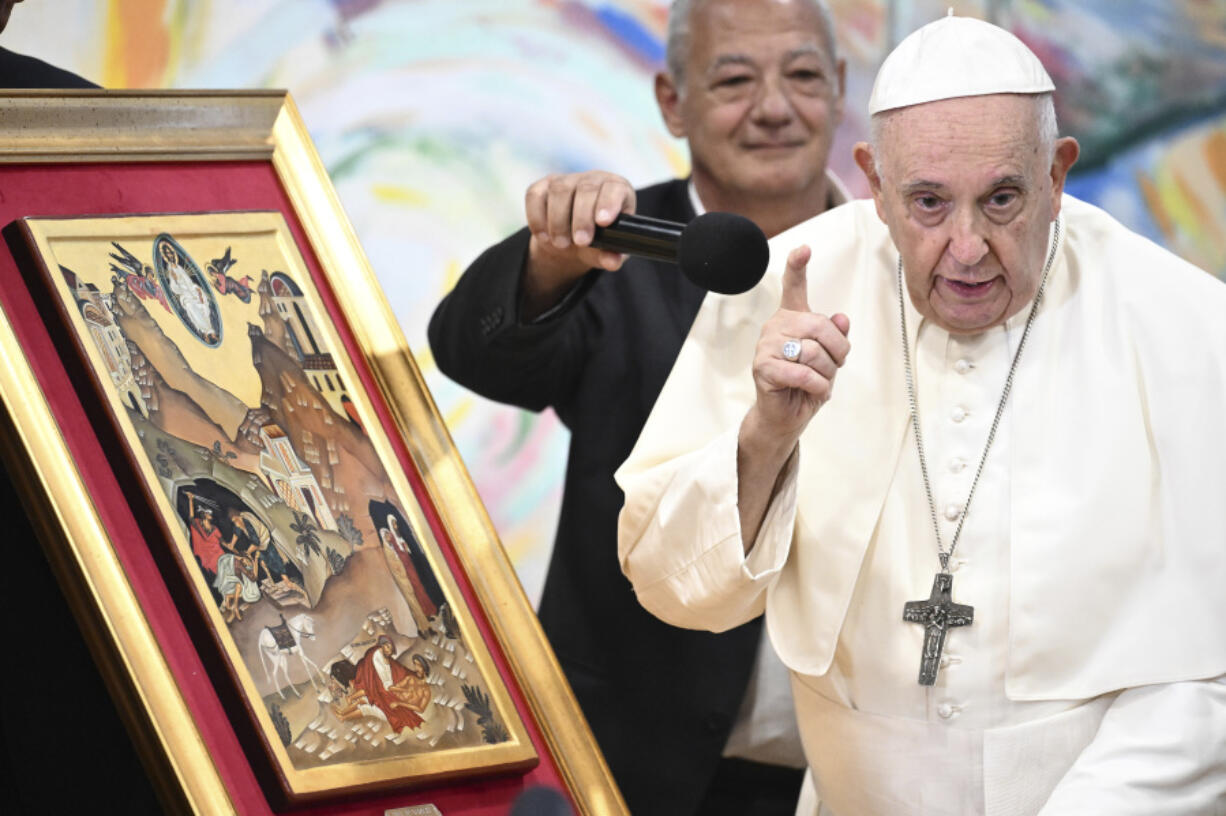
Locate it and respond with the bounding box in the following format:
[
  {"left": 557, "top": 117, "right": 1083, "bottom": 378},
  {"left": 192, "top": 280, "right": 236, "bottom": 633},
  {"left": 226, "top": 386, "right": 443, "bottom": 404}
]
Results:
[
  {"left": 1049, "top": 137, "right": 1080, "bottom": 218},
  {"left": 654, "top": 72, "right": 686, "bottom": 138},
  {"left": 853, "top": 142, "right": 888, "bottom": 223}
]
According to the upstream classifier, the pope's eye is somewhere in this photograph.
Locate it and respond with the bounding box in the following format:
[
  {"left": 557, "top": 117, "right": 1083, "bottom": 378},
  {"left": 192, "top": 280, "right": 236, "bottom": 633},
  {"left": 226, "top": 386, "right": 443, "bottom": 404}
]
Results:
[{"left": 987, "top": 189, "right": 1020, "bottom": 209}]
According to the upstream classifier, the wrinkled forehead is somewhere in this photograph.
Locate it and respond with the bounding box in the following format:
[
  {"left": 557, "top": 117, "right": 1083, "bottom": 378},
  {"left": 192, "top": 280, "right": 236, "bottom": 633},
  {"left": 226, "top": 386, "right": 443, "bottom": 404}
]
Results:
[{"left": 876, "top": 94, "right": 1046, "bottom": 183}]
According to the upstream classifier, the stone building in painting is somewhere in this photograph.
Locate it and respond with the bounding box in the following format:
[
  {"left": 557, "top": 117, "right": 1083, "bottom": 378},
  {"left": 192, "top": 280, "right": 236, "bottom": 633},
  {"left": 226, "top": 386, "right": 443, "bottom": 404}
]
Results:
[
  {"left": 267, "top": 271, "right": 351, "bottom": 417},
  {"left": 259, "top": 423, "right": 338, "bottom": 533},
  {"left": 65, "top": 267, "right": 147, "bottom": 417}
]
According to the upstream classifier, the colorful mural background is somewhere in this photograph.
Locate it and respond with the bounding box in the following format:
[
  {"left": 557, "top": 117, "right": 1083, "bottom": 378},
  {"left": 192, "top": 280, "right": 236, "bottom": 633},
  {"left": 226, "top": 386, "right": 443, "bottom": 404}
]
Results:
[{"left": 7, "top": 0, "right": 1225, "bottom": 604}]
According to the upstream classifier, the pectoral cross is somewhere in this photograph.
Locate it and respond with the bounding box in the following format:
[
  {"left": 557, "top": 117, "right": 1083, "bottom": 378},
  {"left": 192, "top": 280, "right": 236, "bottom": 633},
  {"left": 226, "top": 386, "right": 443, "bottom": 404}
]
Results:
[{"left": 903, "top": 572, "right": 974, "bottom": 686}]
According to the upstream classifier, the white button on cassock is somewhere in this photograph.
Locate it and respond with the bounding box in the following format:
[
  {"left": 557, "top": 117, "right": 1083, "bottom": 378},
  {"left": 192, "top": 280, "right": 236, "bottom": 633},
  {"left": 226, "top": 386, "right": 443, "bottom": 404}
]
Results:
[
  {"left": 937, "top": 703, "right": 956, "bottom": 719},
  {"left": 944, "top": 503, "right": 962, "bottom": 521},
  {"left": 949, "top": 457, "right": 967, "bottom": 473},
  {"left": 954, "top": 359, "right": 973, "bottom": 374},
  {"left": 951, "top": 406, "right": 967, "bottom": 423}
]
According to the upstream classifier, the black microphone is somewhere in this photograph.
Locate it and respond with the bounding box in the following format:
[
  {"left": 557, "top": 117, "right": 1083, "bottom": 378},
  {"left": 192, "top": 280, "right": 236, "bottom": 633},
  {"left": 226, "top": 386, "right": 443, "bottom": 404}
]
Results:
[{"left": 590, "top": 211, "right": 769, "bottom": 295}]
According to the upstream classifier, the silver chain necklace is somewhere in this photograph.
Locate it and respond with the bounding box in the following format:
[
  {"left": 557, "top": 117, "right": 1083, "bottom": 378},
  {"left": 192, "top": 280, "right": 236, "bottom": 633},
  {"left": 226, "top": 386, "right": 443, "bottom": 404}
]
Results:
[{"left": 898, "top": 217, "right": 1061, "bottom": 685}]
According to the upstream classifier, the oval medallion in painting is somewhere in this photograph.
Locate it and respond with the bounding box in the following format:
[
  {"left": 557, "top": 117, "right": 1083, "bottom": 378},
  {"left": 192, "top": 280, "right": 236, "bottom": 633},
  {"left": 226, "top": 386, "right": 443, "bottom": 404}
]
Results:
[{"left": 153, "top": 233, "right": 223, "bottom": 347}]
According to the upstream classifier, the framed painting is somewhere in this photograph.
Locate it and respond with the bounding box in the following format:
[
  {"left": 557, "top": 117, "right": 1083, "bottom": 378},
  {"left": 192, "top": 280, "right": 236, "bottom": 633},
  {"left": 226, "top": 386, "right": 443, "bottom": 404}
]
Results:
[
  {"left": 18, "top": 209, "right": 534, "bottom": 801},
  {"left": 0, "top": 91, "right": 626, "bottom": 815}
]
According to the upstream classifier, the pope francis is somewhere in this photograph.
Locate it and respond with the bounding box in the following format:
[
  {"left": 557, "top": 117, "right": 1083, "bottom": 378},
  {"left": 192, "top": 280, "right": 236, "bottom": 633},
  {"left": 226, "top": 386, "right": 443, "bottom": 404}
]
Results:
[{"left": 616, "top": 13, "right": 1226, "bottom": 816}]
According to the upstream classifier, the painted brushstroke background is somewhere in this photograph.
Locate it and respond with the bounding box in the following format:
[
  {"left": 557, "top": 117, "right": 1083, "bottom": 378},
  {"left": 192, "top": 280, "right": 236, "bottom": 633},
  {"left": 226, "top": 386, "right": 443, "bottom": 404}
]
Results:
[{"left": 8, "top": 0, "right": 1225, "bottom": 604}]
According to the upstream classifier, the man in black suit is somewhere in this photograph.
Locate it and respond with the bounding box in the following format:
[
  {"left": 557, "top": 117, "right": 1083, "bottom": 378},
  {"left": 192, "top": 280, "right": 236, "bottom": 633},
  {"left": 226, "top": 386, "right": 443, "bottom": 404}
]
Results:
[{"left": 429, "top": 1, "right": 847, "bottom": 813}]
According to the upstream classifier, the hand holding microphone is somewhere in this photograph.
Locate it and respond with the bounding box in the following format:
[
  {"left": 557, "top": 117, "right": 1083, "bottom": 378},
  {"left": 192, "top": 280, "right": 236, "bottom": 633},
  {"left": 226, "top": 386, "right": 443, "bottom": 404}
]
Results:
[
  {"left": 525, "top": 170, "right": 636, "bottom": 274},
  {"left": 520, "top": 171, "right": 769, "bottom": 318}
]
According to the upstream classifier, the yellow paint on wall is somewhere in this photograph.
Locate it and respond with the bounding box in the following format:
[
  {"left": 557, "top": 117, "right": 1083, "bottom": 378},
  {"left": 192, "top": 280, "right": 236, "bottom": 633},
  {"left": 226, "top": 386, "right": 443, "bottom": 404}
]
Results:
[
  {"left": 104, "top": 0, "right": 171, "bottom": 88},
  {"left": 1136, "top": 171, "right": 1174, "bottom": 241},
  {"left": 1150, "top": 170, "right": 1200, "bottom": 239},
  {"left": 371, "top": 184, "right": 431, "bottom": 207},
  {"left": 415, "top": 344, "right": 436, "bottom": 375},
  {"left": 1143, "top": 154, "right": 1226, "bottom": 274},
  {"left": 441, "top": 259, "right": 462, "bottom": 293},
  {"left": 1172, "top": 169, "right": 1212, "bottom": 239},
  {"left": 445, "top": 396, "right": 473, "bottom": 431}
]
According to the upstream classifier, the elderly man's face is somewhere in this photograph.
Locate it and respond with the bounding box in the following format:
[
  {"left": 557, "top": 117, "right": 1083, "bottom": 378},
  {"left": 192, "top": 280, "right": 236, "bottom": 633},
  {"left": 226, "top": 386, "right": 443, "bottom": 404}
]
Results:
[
  {"left": 857, "top": 94, "right": 1079, "bottom": 334},
  {"left": 657, "top": 0, "right": 844, "bottom": 206}
]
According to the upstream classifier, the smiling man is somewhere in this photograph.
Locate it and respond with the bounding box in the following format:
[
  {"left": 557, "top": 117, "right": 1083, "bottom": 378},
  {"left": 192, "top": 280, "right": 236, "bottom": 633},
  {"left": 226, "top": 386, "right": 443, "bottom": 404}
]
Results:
[
  {"left": 429, "top": 2, "right": 847, "bottom": 813},
  {"left": 619, "top": 13, "right": 1226, "bottom": 815}
]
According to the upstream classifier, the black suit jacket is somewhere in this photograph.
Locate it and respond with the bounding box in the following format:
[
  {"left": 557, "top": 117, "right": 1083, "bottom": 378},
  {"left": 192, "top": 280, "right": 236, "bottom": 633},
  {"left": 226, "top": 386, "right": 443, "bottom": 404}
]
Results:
[
  {"left": 0, "top": 46, "right": 98, "bottom": 88},
  {"left": 429, "top": 179, "right": 767, "bottom": 816}
]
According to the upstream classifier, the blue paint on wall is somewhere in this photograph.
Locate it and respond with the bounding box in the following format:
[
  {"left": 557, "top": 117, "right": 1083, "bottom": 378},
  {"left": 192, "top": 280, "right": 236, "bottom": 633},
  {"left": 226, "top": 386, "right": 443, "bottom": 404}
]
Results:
[{"left": 594, "top": 4, "right": 665, "bottom": 65}]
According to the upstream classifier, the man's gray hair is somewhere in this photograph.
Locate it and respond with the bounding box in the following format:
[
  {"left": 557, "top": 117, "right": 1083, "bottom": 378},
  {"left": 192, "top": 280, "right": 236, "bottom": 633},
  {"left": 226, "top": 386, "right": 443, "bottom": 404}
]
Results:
[
  {"left": 1035, "top": 93, "right": 1058, "bottom": 160},
  {"left": 665, "top": 0, "right": 839, "bottom": 88},
  {"left": 870, "top": 93, "right": 1060, "bottom": 174}
]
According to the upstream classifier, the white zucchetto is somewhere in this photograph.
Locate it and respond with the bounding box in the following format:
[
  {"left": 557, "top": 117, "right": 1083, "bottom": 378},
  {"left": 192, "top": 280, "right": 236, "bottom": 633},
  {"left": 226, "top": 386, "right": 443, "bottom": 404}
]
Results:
[{"left": 868, "top": 12, "right": 1055, "bottom": 115}]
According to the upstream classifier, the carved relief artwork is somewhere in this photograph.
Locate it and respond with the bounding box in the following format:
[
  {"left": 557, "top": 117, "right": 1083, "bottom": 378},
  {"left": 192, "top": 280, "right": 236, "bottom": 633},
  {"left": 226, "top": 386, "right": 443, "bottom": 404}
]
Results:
[{"left": 20, "top": 211, "right": 534, "bottom": 800}]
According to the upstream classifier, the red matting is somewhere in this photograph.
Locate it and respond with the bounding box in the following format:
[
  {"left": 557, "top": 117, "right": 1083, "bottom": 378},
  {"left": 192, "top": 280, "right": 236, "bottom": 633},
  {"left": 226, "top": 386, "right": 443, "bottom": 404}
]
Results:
[{"left": 0, "top": 162, "right": 568, "bottom": 815}]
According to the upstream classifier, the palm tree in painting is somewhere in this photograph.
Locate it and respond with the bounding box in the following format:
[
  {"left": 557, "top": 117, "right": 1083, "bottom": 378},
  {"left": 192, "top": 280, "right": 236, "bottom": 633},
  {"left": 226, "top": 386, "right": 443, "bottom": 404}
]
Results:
[{"left": 290, "top": 510, "right": 322, "bottom": 562}]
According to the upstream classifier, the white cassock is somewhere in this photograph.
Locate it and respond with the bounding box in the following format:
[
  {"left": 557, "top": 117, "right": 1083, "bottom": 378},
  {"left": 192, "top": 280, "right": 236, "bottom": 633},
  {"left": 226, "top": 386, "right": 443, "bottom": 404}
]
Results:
[{"left": 617, "top": 196, "right": 1226, "bottom": 815}]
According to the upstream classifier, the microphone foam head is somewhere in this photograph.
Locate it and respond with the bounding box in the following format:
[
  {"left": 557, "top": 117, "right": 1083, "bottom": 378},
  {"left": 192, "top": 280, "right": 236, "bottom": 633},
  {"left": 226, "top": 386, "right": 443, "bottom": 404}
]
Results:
[{"left": 678, "top": 211, "right": 770, "bottom": 295}]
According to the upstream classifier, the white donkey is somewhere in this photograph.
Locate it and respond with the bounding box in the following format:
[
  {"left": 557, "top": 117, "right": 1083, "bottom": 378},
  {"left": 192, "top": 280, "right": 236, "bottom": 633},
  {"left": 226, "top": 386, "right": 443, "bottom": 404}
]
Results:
[{"left": 258, "top": 613, "right": 323, "bottom": 699}]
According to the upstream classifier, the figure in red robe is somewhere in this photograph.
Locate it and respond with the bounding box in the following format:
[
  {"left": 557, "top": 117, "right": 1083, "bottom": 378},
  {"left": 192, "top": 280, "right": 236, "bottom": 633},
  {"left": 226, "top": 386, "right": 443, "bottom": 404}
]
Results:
[
  {"left": 187, "top": 504, "right": 226, "bottom": 577},
  {"left": 352, "top": 636, "right": 431, "bottom": 732}
]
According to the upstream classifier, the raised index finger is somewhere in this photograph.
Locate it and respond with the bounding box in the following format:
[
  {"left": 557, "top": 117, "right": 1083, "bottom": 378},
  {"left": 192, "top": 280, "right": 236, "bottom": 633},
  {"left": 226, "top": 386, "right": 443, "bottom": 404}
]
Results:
[{"left": 780, "top": 245, "right": 812, "bottom": 313}]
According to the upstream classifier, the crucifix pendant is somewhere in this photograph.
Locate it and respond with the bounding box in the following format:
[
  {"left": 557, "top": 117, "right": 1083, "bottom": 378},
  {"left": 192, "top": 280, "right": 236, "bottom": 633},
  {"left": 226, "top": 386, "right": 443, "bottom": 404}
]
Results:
[{"left": 903, "top": 572, "right": 974, "bottom": 686}]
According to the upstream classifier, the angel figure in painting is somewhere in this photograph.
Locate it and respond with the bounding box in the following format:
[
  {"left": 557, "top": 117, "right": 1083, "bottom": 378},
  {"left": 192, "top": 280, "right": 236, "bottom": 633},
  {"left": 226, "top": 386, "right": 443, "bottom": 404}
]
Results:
[
  {"left": 207, "top": 247, "right": 255, "bottom": 303},
  {"left": 108, "top": 242, "right": 169, "bottom": 311},
  {"left": 352, "top": 635, "right": 432, "bottom": 733}
]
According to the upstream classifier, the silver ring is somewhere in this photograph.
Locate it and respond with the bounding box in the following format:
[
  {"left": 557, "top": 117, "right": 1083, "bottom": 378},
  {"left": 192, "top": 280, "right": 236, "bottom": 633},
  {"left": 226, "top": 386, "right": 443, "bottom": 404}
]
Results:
[{"left": 782, "top": 339, "right": 802, "bottom": 362}]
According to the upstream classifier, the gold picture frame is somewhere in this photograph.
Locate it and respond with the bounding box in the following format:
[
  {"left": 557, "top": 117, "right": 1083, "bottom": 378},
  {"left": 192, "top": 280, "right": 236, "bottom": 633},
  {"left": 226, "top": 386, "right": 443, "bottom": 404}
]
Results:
[{"left": 0, "top": 91, "right": 626, "bottom": 815}]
